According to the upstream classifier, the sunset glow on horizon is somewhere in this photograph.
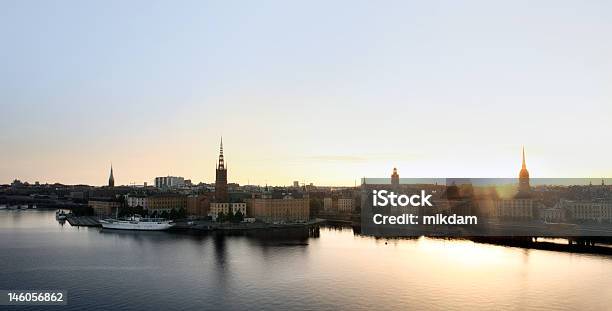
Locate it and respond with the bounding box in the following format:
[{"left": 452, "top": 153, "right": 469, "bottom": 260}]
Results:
[{"left": 1, "top": 1, "right": 611, "bottom": 186}]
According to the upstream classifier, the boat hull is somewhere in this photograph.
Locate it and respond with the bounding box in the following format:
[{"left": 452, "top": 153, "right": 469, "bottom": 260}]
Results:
[{"left": 100, "top": 221, "right": 174, "bottom": 231}]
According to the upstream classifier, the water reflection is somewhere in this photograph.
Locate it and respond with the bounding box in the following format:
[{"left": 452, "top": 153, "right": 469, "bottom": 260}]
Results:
[{"left": 1, "top": 210, "right": 611, "bottom": 311}]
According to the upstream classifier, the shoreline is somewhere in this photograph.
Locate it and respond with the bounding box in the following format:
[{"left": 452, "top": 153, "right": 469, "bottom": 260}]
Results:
[{"left": 59, "top": 214, "right": 612, "bottom": 256}]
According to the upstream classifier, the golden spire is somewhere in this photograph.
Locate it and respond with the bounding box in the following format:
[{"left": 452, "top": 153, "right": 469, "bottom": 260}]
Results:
[
  {"left": 519, "top": 146, "right": 529, "bottom": 180},
  {"left": 521, "top": 146, "right": 526, "bottom": 170}
]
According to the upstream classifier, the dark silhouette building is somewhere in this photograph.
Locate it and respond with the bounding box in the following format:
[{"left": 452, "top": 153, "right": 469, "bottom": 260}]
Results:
[
  {"left": 108, "top": 164, "right": 115, "bottom": 187},
  {"left": 215, "top": 137, "right": 228, "bottom": 202}
]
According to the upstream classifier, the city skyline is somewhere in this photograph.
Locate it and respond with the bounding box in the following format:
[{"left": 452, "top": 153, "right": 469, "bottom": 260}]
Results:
[
  {"left": 1, "top": 2, "right": 612, "bottom": 311},
  {"left": 4, "top": 142, "right": 611, "bottom": 187},
  {"left": 2, "top": 1, "right": 612, "bottom": 185}
]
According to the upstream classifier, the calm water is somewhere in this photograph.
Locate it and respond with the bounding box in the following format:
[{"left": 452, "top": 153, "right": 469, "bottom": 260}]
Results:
[{"left": 1, "top": 210, "right": 611, "bottom": 311}]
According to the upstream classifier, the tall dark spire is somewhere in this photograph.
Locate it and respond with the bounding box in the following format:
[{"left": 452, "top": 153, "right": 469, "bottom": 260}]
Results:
[
  {"left": 215, "top": 136, "right": 228, "bottom": 202},
  {"left": 217, "top": 136, "right": 225, "bottom": 170},
  {"left": 108, "top": 163, "right": 115, "bottom": 187}
]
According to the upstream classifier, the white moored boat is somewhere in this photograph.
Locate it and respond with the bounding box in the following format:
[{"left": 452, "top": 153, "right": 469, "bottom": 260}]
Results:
[
  {"left": 100, "top": 215, "right": 174, "bottom": 231},
  {"left": 56, "top": 210, "right": 68, "bottom": 220},
  {"left": 0, "top": 205, "right": 6, "bottom": 210}
]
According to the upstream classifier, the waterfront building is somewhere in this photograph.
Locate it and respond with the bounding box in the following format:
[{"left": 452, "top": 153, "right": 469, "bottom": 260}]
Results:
[
  {"left": 541, "top": 207, "right": 565, "bottom": 222},
  {"left": 338, "top": 198, "right": 354, "bottom": 213},
  {"left": 322, "top": 197, "right": 354, "bottom": 213},
  {"left": 559, "top": 199, "right": 612, "bottom": 223},
  {"left": 209, "top": 202, "right": 247, "bottom": 220},
  {"left": 154, "top": 176, "right": 185, "bottom": 189},
  {"left": 206, "top": 137, "right": 245, "bottom": 220},
  {"left": 494, "top": 148, "right": 536, "bottom": 219},
  {"left": 187, "top": 194, "right": 211, "bottom": 217},
  {"left": 126, "top": 195, "right": 148, "bottom": 209},
  {"left": 108, "top": 164, "right": 115, "bottom": 187},
  {"left": 147, "top": 194, "right": 187, "bottom": 213},
  {"left": 494, "top": 198, "right": 535, "bottom": 219},
  {"left": 215, "top": 137, "right": 228, "bottom": 202},
  {"left": 89, "top": 199, "right": 121, "bottom": 217},
  {"left": 248, "top": 193, "right": 310, "bottom": 223}
]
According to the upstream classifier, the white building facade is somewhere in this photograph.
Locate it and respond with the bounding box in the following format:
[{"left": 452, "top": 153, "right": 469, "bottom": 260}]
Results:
[
  {"left": 209, "top": 202, "right": 247, "bottom": 220},
  {"left": 494, "top": 199, "right": 535, "bottom": 219},
  {"left": 155, "top": 176, "right": 186, "bottom": 189},
  {"left": 337, "top": 198, "right": 354, "bottom": 213},
  {"left": 560, "top": 199, "right": 612, "bottom": 223},
  {"left": 126, "top": 195, "right": 148, "bottom": 209}
]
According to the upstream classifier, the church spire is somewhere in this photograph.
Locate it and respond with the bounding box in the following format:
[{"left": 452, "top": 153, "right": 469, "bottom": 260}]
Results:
[
  {"left": 108, "top": 163, "right": 115, "bottom": 187},
  {"left": 518, "top": 147, "right": 530, "bottom": 195},
  {"left": 217, "top": 136, "right": 225, "bottom": 170},
  {"left": 215, "top": 136, "right": 228, "bottom": 202},
  {"left": 521, "top": 146, "right": 526, "bottom": 170}
]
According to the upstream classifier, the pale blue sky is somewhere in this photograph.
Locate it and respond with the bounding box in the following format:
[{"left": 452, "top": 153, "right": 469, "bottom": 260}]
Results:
[{"left": 1, "top": 0, "right": 611, "bottom": 186}]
